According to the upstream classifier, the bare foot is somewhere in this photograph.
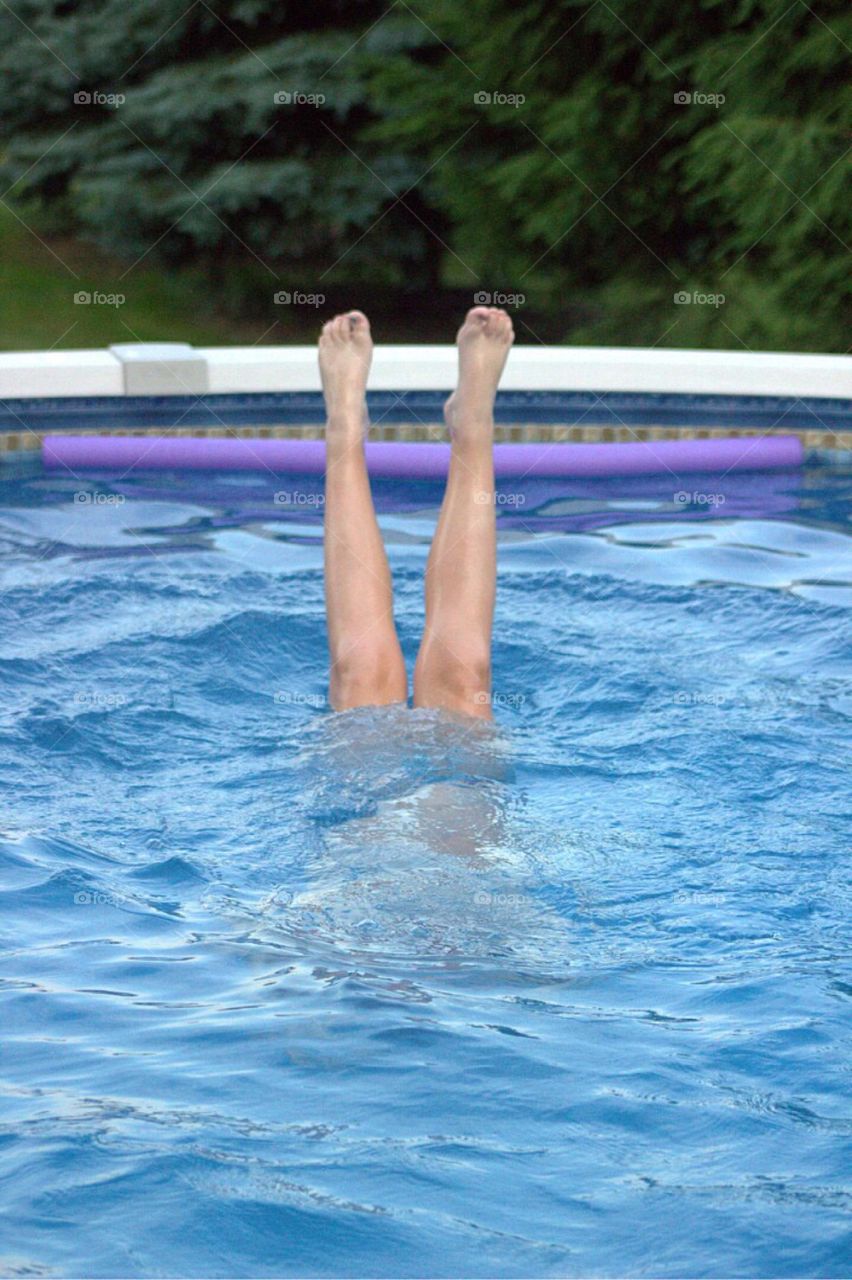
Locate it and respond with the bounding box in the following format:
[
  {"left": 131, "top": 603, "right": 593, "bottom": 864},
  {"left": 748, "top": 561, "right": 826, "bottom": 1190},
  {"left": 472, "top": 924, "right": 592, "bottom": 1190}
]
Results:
[
  {"left": 319, "top": 310, "right": 372, "bottom": 440},
  {"left": 444, "top": 306, "right": 514, "bottom": 444}
]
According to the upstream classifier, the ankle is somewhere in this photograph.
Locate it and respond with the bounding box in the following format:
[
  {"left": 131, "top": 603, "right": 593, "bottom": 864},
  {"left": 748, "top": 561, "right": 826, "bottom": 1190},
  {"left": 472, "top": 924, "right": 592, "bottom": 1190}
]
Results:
[
  {"left": 449, "top": 419, "right": 495, "bottom": 455},
  {"left": 326, "top": 409, "right": 365, "bottom": 438}
]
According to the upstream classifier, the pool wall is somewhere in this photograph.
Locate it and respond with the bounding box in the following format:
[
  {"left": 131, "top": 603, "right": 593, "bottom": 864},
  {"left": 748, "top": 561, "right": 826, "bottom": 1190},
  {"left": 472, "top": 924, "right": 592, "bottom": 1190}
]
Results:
[{"left": 2, "top": 343, "right": 851, "bottom": 456}]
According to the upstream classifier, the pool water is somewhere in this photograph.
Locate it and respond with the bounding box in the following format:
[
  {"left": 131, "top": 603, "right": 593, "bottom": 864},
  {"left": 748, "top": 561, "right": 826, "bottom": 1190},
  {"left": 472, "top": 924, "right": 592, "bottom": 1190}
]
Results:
[{"left": 1, "top": 456, "right": 851, "bottom": 1279}]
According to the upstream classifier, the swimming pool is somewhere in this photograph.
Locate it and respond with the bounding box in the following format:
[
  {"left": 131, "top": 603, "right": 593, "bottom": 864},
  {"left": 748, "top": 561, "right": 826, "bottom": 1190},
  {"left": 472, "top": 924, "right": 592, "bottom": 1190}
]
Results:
[{"left": 1, "top": 453, "right": 851, "bottom": 1278}]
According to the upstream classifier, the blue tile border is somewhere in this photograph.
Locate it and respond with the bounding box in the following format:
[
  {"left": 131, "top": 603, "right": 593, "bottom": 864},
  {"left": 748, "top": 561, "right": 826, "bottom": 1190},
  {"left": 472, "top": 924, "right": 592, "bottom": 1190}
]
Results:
[{"left": 1, "top": 390, "right": 850, "bottom": 433}]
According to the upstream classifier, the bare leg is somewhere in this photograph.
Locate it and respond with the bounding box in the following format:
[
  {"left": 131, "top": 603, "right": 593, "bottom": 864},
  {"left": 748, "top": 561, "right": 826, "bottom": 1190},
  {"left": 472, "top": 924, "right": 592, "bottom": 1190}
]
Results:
[
  {"left": 413, "top": 307, "right": 514, "bottom": 718},
  {"left": 320, "top": 310, "right": 407, "bottom": 711}
]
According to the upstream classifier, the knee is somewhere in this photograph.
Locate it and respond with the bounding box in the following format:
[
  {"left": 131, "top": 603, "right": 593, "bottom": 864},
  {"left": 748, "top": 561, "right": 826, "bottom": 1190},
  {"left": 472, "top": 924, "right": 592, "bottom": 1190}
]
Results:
[
  {"left": 444, "top": 650, "right": 491, "bottom": 699},
  {"left": 330, "top": 642, "right": 406, "bottom": 709},
  {"left": 415, "top": 639, "right": 491, "bottom": 707}
]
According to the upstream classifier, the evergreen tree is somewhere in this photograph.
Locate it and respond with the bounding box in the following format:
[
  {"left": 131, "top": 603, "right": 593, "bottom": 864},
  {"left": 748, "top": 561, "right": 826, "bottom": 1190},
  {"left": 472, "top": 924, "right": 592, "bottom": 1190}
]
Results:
[
  {"left": 0, "top": 0, "right": 436, "bottom": 302},
  {"left": 1, "top": 0, "right": 848, "bottom": 348},
  {"left": 367, "top": 0, "right": 851, "bottom": 350}
]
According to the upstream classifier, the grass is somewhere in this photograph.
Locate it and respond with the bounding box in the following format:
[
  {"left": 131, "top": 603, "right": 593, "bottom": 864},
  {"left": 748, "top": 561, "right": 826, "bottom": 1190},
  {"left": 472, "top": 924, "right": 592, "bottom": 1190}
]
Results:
[
  {"left": 0, "top": 202, "right": 576, "bottom": 351},
  {"left": 0, "top": 202, "right": 302, "bottom": 351},
  {"left": 11, "top": 200, "right": 796, "bottom": 354}
]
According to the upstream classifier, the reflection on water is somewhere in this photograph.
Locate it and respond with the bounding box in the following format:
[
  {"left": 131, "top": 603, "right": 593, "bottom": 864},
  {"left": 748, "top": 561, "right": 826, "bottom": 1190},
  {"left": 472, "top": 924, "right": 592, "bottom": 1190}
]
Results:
[{"left": 6, "top": 452, "right": 845, "bottom": 548}]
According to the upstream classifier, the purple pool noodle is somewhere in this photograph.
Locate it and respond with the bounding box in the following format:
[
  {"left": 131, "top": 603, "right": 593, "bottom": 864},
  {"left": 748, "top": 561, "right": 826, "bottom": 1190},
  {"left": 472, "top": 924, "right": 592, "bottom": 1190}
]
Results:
[{"left": 42, "top": 434, "right": 804, "bottom": 477}]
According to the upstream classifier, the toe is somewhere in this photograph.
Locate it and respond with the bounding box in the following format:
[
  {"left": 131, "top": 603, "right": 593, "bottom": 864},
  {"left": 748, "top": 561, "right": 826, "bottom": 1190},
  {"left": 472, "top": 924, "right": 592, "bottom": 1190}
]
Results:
[{"left": 492, "top": 309, "right": 513, "bottom": 339}]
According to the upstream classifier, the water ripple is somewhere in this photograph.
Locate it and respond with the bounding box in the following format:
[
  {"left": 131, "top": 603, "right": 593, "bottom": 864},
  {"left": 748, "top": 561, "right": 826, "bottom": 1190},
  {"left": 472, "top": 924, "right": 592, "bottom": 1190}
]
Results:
[{"left": 0, "top": 459, "right": 850, "bottom": 1277}]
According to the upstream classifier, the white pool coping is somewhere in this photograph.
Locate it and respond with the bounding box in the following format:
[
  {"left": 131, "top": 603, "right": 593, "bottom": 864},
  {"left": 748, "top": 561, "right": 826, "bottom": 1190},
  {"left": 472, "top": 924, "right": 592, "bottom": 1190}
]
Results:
[{"left": 0, "top": 344, "right": 850, "bottom": 400}]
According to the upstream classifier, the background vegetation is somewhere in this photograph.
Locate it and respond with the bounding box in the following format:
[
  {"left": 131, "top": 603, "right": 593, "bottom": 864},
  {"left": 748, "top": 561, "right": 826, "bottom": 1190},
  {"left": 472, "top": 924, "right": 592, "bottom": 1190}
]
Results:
[{"left": 0, "top": 0, "right": 848, "bottom": 350}]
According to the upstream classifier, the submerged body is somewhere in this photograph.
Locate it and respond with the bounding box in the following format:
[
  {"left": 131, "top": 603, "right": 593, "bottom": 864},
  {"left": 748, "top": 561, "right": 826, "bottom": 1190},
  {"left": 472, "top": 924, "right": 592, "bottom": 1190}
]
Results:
[{"left": 281, "top": 703, "right": 574, "bottom": 964}]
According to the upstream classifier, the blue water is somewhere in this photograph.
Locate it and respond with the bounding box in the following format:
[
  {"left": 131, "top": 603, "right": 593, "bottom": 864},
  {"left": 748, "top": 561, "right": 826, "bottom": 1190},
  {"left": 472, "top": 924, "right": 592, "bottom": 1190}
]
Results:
[{"left": 1, "top": 456, "right": 851, "bottom": 1279}]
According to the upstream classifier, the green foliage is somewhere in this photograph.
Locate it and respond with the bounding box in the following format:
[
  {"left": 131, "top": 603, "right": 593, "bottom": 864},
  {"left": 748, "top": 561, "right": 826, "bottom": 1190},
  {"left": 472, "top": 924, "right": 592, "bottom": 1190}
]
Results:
[
  {"left": 367, "top": 0, "right": 851, "bottom": 349},
  {"left": 0, "top": 0, "right": 848, "bottom": 349},
  {"left": 0, "top": 201, "right": 276, "bottom": 349},
  {"left": 0, "top": 0, "right": 434, "bottom": 300}
]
